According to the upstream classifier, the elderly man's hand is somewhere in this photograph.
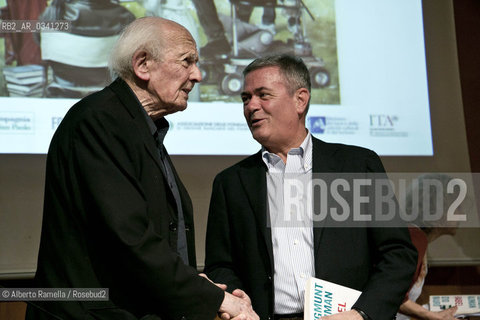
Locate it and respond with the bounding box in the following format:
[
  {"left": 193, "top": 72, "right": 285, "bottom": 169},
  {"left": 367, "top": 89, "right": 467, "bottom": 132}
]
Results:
[{"left": 218, "top": 291, "right": 259, "bottom": 320}]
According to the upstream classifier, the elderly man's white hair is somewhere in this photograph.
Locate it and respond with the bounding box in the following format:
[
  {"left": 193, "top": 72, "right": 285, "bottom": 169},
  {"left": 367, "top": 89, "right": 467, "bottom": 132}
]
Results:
[{"left": 108, "top": 17, "right": 188, "bottom": 81}]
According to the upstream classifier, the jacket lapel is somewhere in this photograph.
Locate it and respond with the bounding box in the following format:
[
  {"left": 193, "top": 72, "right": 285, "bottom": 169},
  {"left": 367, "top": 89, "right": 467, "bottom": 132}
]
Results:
[
  {"left": 238, "top": 152, "right": 274, "bottom": 274},
  {"left": 108, "top": 77, "right": 164, "bottom": 173},
  {"left": 108, "top": 78, "right": 177, "bottom": 221},
  {"left": 312, "top": 137, "right": 339, "bottom": 257}
]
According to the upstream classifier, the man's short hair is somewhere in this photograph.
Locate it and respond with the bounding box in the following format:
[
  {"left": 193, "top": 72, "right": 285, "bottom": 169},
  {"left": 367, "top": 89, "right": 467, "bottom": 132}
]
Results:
[
  {"left": 108, "top": 17, "right": 166, "bottom": 81},
  {"left": 243, "top": 54, "right": 311, "bottom": 95}
]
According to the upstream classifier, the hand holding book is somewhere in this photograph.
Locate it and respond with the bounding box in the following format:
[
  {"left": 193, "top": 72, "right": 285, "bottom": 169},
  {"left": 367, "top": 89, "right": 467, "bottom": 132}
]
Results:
[{"left": 304, "top": 277, "right": 362, "bottom": 320}]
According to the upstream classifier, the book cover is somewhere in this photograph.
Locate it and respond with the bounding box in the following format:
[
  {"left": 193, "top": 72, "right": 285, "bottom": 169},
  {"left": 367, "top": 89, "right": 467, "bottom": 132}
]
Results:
[
  {"left": 8, "top": 89, "right": 43, "bottom": 97},
  {"left": 7, "top": 83, "right": 42, "bottom": 93},
  {"left": 5, "top": 75, "right": 44, "bottom": 85},
  {"left": 429, "top": 295, "right": 480, "bottom": 317},
  {"left": 6, "top": 82, "right": 43, "bottom": 95},
  {"left": 304, "top": 277, "right": 362, "bottom": 320},
  {"left": 3, "top": 65, "right": 43, "bottom": 78}
]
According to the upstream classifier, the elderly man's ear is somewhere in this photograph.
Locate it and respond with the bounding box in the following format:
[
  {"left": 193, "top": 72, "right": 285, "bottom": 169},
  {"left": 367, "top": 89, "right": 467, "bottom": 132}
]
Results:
[{"left": 132, "top": 50, "right": 151, "bottom": 81}]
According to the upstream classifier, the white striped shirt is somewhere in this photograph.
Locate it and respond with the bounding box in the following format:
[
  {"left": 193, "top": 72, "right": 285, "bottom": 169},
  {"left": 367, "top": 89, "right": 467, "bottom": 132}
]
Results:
[{"left": 262, "top": 132, "right": 315, "bottom": 314}]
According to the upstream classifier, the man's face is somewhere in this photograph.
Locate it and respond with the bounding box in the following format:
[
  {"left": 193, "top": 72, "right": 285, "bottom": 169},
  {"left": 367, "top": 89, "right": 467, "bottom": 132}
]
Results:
[
  {"left": 241, "top": 66, "right": 301, "bottom": 149},
  {"left": 147, "top": 32, "right": 201, "bottom": 115}
]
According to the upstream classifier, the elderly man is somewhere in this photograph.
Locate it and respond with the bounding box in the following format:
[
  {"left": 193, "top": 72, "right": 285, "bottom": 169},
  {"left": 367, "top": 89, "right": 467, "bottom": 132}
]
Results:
[
  {"left": 204, "top": 54, "right": 417, "bottom": 320},
  {"left": 26, "top": 17, "right": 257, "bottom": 320}
]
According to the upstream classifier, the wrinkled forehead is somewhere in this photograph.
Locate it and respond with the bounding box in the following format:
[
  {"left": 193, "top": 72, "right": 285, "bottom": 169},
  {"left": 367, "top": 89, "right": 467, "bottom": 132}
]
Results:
[
  {"left": 162, "top": 29, "right": 198, "bottom": 57},
  {"left": 164, "top": 22, "right": 196, "bottom": 44},
  {"left": 176, "top": 30, "right": 196, "bottom": 45}
]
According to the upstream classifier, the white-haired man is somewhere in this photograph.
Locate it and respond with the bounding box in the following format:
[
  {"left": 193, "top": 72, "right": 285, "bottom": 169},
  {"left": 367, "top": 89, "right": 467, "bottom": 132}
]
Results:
[{"left": 27, "top": 17, "right": 258, "bottom": 320}]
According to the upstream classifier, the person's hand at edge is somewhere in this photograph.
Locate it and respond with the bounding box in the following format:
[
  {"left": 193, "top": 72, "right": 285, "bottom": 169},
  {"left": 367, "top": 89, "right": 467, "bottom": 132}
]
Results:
[
  {"left": 425, "top": 306, "right": 457, "bottom": 320},
  {"left": 219, "top": 291, "right": 259, "bottom": 320}
]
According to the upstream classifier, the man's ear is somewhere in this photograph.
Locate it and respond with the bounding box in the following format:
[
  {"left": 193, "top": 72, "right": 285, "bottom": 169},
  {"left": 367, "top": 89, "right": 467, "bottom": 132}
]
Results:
[
  {"left": 132, "top": 50, "right": 150, "bottom": 81},
  {"left": 295, "top": 87, "right": 310, "bottom": 115}
]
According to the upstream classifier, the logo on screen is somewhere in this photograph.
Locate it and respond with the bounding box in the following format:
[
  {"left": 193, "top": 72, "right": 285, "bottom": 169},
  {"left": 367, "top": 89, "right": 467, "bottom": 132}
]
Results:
[
  {"left": 308, "top": 117, "right": 326, "bottom": 134},
  {"left": 369, "top": 114, "right": 398, "bottom": 127},
  {"left": 0, "top": 112, "right": 34, "bottom": 134}
]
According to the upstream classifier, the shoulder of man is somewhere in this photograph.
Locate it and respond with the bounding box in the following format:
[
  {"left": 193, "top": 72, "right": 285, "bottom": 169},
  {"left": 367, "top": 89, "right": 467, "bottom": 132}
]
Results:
[
  {"left": 47, "top": 81, "right": 135, "bottom": 157},
  {"left": 215, "top": 151, "right": 264, "bottom": 179},
  {"left": 314, "top": 136, "right": 379, "bottom": 158},
  {"left": 312, "top": 136, "right": 384, "bottom": 172},
  {"left": 56, "top": 80, "right": 131, "bottom": 131}
]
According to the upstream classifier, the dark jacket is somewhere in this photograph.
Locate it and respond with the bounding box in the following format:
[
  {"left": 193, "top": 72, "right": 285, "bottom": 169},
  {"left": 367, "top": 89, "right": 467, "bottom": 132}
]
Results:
[
  {"left": 205, "top": 137, "right": 417, "bottom": 320},
  {"left": 27, "top": 78, "right": 224, "bottom": 320}
]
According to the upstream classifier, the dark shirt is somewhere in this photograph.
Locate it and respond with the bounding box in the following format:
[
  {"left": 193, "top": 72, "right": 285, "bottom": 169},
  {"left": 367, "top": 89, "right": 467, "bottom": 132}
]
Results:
[{"left": 141, "top": 108, "right": 189, "bottom": 265}]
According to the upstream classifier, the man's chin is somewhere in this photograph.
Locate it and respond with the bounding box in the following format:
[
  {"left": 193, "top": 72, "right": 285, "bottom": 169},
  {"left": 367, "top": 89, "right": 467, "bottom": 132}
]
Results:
[
  {"left": 251, "top": 131, "right": 268, "bottom": 145},
  {"left": 177, "top": 104, "right": 188, "bottom": 111},
  {"left": 167, "top": 103, "right": 188, "bottom": 115}
]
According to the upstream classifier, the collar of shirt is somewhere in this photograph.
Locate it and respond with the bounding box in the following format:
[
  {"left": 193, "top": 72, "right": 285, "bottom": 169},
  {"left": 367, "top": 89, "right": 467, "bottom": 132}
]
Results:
[
  {"left": 261, "top": 131, "right": 313, "bottom": 173},
  {"left": 123, "top": 82, "right": 170, "bottom": 144},
  {"left": 139, "top": 105, "right": 170, "bottom": 146}
]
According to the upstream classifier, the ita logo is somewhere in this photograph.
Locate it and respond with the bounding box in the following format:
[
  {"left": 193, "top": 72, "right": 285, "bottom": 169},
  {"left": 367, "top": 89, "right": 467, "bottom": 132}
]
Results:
[{"left": 369, "top": 114, "right": 399, "bottom": 127}]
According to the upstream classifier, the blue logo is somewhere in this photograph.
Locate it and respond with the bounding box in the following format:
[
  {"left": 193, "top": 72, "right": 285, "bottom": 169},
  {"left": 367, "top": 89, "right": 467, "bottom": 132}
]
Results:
[{"left": 308, "top": 116, "right": 326, "bottom": 134}]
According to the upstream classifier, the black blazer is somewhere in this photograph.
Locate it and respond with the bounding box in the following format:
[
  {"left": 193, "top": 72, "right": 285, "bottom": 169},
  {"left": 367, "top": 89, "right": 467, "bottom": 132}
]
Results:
[
  {"left": 27, "top": 78, "right": 223, "bottom": 320},
  {"left": 204, "top": 137, "right": 417, "bottom": 320}
]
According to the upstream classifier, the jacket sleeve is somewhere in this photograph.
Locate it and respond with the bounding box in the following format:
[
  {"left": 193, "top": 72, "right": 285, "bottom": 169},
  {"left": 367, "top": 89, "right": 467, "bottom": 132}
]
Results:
[
  {"left": 351, "top": 150, "right": 418, "bottom": 320},
  {"left": 204, "top": 175, "right": 245, "bottom": 292},
  {"left": 67, "top": 109, "right": 224, "bottom": 320}
]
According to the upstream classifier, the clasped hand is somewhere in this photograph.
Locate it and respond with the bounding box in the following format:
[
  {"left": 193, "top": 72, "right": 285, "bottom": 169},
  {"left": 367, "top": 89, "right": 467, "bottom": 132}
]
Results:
[{"left": 198, "top": 273, "right": 259, "bottom": 320}]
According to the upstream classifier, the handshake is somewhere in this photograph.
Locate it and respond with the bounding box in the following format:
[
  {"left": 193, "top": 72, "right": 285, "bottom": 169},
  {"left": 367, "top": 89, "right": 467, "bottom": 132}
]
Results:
[
  {"left": 199, "top": 274, "right": 259, "bottom": 320},
  {"left": 201, "top": 274, "right": 364, "bottom": 320}
]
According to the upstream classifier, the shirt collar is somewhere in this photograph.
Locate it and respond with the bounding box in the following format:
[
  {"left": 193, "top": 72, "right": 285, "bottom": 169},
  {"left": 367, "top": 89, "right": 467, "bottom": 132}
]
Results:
[
  {"left": 140, "top": 105, "right": 169, "bottom": 145},
  {"left": 123, "top": 79, "right": 170, "bottom": 144},
  {"left": 261, "top": 131, "right": 312, "bottom": 170}
]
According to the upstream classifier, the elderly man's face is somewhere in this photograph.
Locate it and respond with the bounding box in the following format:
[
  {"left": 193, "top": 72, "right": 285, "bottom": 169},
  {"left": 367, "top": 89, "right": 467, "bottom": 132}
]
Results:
[
  {"left": 147, "top": 31, "right": 201, "bottom": 115},
  {"left": 241, "top": 66, "right": 301, "bottom": 150}
]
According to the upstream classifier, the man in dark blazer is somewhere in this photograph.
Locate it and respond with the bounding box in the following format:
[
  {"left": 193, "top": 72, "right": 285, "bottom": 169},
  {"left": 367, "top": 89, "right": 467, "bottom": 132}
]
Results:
[
  {"left": 27, "top": 17, "right": 258, "bottom": 320},
  {"left": 204, "top": 55, "right": 417, "bottom": 320}
]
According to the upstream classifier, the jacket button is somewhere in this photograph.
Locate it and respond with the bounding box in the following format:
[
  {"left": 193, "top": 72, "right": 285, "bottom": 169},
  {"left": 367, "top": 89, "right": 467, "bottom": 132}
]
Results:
[
  {"left": 268, "top": 275, "right": 272, "bottom": 281},
  {"left": 185, "top": 224, "right": 191, "bottom": 232},
  {"left": 169, "top": 222, "right": 177, "bottom": 231}
]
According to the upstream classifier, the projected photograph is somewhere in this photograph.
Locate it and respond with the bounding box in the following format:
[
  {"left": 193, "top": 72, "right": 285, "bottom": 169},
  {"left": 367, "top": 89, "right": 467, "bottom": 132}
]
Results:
[
  {"left": 0, "top": 0, "right": 339, "bottom": 105},
  {"left": 0, "top": 0, "right": 433, "bottom": 156},
  {"left": 192, "top": 0, "right": 339, "bottom": 104}
]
